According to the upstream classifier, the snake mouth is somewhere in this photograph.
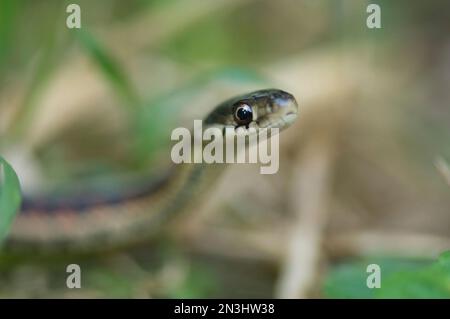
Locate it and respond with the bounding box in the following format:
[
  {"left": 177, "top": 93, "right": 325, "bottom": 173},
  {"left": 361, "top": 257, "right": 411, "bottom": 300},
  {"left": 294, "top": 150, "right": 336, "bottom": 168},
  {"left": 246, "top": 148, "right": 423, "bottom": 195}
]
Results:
[{"left": 284, "top": 111, "right": 298, "bottom": 125}]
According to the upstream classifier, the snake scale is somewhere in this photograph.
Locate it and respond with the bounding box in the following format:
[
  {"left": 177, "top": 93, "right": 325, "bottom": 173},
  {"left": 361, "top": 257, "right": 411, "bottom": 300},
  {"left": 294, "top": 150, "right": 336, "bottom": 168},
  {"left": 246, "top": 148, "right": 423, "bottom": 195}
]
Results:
[{"left": 7, "top": 89, "right": 298, "bottom": 251}]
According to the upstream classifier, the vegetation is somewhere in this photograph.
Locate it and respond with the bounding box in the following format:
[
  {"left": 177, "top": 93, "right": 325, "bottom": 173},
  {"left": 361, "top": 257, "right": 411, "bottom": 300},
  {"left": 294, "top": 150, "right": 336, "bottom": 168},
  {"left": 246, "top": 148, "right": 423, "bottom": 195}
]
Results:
[{"left": 0, "top": 0, "right": 449, "bottom": 298}]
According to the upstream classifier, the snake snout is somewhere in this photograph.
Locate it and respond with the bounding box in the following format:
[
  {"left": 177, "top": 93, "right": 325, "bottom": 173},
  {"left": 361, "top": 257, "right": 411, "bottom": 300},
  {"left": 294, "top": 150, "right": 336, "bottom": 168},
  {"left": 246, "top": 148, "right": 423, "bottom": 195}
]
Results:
[{"left": 270, "top": 90, "right": 298, "bottom": 126}]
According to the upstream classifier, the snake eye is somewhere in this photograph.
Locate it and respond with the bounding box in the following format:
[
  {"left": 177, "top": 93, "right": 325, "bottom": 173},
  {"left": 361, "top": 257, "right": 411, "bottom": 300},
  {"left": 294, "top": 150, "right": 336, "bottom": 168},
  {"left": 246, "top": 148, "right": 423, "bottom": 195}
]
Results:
[{"left": 234, "top": 103, "right": 253, "bottom": 126}]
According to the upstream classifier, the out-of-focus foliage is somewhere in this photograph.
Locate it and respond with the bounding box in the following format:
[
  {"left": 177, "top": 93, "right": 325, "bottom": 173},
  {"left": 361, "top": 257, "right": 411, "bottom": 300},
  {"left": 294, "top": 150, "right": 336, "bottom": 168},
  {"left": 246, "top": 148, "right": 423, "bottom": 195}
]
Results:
[
  {"left": 74, "top": 29, "right": 140, "bottom": 108},
  {"left": 0, "top": 158, "right": 21, "bottom": 244},
  {"left": 324, "top": 252, "right": 450, "bottom": 298},
  {"left": 0, "top": 0, "right": 449, "bottom": 298}
]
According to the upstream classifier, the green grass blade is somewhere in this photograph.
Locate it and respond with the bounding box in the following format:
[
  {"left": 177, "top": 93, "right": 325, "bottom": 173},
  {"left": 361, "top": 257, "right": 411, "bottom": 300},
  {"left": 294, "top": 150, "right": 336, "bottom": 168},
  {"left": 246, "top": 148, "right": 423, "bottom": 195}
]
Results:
[
  {"left": 6, "top": 4, "right": 65, "bottom": 143},
  {"left": 74, "top": 29, "right": 140, "bottom": 109}
]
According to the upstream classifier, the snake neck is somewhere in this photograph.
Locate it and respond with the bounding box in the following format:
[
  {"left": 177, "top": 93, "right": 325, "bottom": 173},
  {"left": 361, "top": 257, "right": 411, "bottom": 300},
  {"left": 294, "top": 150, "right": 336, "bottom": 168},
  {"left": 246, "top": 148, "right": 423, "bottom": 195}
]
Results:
[{"left": 10, "top": 156, "right": 226, "bottom": 250}]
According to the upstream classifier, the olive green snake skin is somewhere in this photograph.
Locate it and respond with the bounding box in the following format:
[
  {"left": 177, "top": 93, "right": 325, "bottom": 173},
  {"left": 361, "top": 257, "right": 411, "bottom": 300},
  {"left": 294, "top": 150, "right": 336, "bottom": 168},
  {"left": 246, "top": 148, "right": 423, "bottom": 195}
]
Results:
[{"left": 7, "top": 89, "right": 298, "bottom": 251}]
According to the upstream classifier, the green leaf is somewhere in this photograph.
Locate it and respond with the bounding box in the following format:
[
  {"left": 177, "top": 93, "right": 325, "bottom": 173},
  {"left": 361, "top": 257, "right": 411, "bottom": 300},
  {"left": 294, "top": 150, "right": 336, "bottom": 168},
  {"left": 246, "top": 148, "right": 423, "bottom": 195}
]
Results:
[
  {"left": 323, "top": 253, "right": 450, "bottom": 299},
  {"left": 438, "top": 251, "right": 450, "bottom": 270},
  {"left": 374, "top": 251, "right": 450, "bottom": 298},
  {"left": 0, "top": 157, "right": 22, "bottom": 244},
  {"left": 375, "top": 266, "right": 450, "bottom": 298}
]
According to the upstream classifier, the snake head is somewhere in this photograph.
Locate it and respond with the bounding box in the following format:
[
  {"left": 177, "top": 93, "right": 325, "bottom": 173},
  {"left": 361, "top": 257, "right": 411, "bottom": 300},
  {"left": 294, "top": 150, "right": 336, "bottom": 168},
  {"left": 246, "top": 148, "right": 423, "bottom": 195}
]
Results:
[{"left": 205, "top": 89, "right": 298, "bottom": 134}]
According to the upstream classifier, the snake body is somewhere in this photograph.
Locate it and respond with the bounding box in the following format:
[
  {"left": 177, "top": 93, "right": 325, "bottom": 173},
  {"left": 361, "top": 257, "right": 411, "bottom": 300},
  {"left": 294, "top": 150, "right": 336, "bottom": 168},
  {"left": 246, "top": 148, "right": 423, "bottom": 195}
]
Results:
[{"left": 8, "top": 89, "right": 298, "bottom": 251}]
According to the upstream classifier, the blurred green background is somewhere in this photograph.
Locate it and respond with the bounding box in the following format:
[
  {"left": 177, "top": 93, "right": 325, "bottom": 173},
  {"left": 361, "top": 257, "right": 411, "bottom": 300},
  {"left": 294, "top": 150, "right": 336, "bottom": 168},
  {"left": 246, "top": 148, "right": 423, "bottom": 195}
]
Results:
[{"left": 0, "top": 0, "right": 450, "bottom": 298}]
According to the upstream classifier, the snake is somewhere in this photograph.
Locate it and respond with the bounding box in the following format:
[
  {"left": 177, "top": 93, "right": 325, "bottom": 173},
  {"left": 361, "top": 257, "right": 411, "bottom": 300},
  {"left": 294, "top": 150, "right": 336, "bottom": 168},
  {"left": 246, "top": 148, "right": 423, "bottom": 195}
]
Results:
[{"left": 7, "top": 89, "right": 298, "bottom": 251}]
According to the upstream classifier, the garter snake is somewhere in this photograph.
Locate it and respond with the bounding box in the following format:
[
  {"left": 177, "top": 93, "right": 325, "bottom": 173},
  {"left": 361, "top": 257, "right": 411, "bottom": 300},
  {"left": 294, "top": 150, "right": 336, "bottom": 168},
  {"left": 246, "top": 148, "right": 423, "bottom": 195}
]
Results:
[{"left": 7, "top": 89, "right": 298, "bottom": 251}]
